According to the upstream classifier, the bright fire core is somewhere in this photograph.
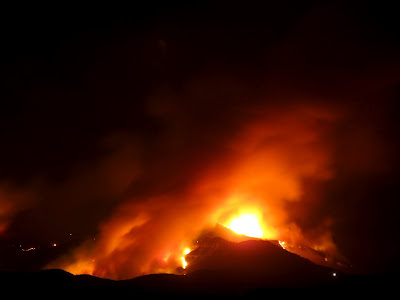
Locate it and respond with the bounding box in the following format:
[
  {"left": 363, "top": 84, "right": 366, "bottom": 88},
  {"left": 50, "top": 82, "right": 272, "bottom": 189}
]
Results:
[{"left": 226, "top": 213, "right": 263, "bottom": 238}]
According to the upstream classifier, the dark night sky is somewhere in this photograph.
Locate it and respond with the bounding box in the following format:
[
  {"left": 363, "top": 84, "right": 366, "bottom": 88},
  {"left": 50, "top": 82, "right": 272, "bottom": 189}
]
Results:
[{"left": 1, "top": 1, "right": 399, "bottom": 276}]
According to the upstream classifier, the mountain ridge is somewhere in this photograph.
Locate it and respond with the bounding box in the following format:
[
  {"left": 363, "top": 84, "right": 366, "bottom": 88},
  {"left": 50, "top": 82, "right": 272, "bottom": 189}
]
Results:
[{"left": 0, "top": 238, "right": 397, "bottom": 294}]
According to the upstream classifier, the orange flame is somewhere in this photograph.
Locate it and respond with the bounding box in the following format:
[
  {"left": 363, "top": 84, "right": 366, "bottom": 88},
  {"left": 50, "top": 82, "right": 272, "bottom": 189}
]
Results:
[{"left": 225, "top": 213, "right": 263, "bottom": 238}]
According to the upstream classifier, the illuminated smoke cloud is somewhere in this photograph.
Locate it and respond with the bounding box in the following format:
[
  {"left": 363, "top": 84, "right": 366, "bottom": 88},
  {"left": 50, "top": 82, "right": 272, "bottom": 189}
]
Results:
[
  {"left": 2, "top": 1, "right": 399, "bottom": 278},
  {"left": 48, "top": 78, "right": 346, "bottom": 279}
]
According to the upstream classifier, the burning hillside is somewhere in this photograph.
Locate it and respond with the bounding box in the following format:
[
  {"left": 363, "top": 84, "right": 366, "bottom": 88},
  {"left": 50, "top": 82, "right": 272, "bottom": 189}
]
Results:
[
  {"left": 1, "top": 1, "right": 399, "bottom": 281},
  {"left": 45, "top": 103, "right": 344, "bottom": 279}
]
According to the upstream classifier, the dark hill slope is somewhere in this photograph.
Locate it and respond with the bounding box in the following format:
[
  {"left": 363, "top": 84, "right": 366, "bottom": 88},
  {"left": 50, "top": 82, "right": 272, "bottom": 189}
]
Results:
[
  {"left": 185, "top": 238, "right": 332, "bottom": 287},
  {"left": 1, "top": 239, "right": 397, "bottom": 294}
]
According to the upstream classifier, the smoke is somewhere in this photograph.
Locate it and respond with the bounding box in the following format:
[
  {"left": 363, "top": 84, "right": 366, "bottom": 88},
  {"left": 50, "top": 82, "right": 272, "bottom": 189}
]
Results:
[
  {"left": 48, "top": 69, "right": 398, "bottom": 279},
  {"left": 0, "top": 182, "right": 37, "bottom": 234},
  {"left": 2, "top": 1, "right": 399, "bottom": 277},
  {"left": 43, "top": 75, "right": 347, "bottom": 279}
]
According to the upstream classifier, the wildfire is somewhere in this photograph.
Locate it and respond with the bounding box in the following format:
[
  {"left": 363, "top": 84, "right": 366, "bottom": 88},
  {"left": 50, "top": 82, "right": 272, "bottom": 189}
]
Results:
[
  {"left": 278, "top": 240, "right": 287, "bottom": 250},
  {"left": 181, "top": 248, "right": 191, "bottom": 269},
  {"left": 47, "top": 105, "right": 341, "bottom": 280},
  {"left": 181, "top": 257, "right": 188, "bottom": 269},
  {"left": 225, "top": 213, "right": 264, "bottom": 239}
]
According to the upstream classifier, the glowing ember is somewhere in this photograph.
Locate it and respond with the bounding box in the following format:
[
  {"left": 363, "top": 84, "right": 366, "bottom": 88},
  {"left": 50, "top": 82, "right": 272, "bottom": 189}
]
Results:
[{"left": 226, "top": 213, "right": 263, "bottom": 238}]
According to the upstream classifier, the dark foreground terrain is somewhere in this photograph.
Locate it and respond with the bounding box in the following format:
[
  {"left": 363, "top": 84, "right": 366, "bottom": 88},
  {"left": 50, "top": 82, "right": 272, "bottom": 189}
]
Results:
[
  {"left": 1, "top": 240, "right": 397, "bottom": 294},
  {"left": 0, "top": 268, "right": 396, "bottom": 295}
]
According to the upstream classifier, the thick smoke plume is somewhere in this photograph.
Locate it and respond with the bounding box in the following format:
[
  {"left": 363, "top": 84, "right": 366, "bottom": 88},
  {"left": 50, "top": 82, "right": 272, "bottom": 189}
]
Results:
[
  {"left": 1, "top": 1, "right": 399, "bottom": 277},
  {"left": 47, "top": 81, "right": 345, "bottom": 279}
]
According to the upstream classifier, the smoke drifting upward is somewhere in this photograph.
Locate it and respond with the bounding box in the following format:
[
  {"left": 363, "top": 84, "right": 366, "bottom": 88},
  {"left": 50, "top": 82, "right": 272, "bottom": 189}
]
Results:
[
  {"left": 0, "top": 183, "right": 37, "bottom": 234},
  {"left": 1, "top": 1, "right": 400, "bottom": 278},
  {"left": 44, "top": 79, "right": 344, "bottom": 279}
]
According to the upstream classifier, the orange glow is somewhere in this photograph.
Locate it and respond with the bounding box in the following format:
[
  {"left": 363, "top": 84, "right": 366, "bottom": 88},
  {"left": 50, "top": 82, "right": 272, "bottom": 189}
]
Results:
[
  {"left": 226, "top": 213, "right": 263, "bottom": 238},
  {"left": 64, "top": 259, "right": 95, "bottom": 276},
  {"left": 48, "top": 105, "right": 341, "bottom": 280}
]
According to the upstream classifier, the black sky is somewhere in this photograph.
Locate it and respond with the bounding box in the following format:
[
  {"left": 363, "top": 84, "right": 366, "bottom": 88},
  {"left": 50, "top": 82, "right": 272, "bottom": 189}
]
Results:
[{"left": 1, "top": 1, "right": 400, "bottom": 275}]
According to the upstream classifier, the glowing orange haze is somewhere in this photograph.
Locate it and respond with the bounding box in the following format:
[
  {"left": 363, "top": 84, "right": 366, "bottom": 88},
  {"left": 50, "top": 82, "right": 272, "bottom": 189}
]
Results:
[{"left": 50, "top": 106, "right": 339, "bottom": 279}]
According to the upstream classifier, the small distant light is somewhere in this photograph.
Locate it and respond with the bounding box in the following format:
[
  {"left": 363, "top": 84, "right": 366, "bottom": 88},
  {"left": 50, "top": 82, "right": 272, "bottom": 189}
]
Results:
[
  {"left": 52, "top": 243, "right": 57, "bottom": 247},
  {"left": 21, "top": 247, "right": 36, "bottom": 252},
  {"left": 332, "top": 272, "right": 337, "bottom": 277}
]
